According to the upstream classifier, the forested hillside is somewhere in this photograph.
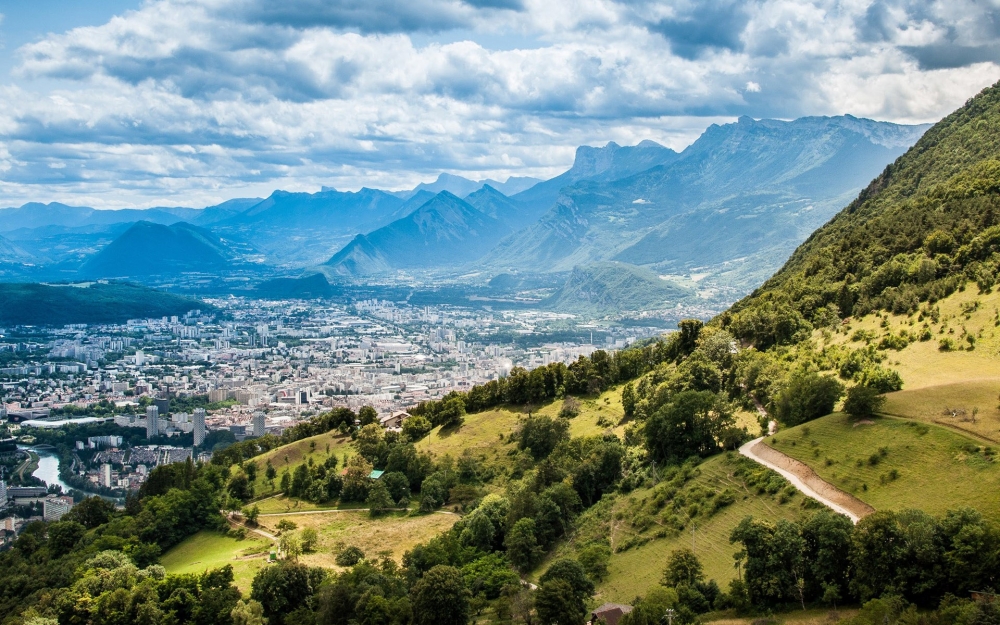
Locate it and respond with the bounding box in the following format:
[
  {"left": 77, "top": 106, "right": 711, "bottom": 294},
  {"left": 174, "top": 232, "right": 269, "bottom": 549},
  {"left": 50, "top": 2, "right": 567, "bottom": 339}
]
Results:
[{"left": 726, "top": 81, "right": 1000, "bottom": 347}]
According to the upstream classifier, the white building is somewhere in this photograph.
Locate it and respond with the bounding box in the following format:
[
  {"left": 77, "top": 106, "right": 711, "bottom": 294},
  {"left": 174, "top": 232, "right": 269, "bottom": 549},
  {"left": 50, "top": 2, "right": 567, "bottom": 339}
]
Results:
[
  {"left": 193, "top": 408, "right": 206, "bottom": 447},
  {"left": 43, "top": 496, "right": 73, "bottom": 521},
  {"left": 146, "top": 405, "right": 159, "bottom": 439},
  {"left": 252, "top": 411, "right": 266, "bottom": 438}
]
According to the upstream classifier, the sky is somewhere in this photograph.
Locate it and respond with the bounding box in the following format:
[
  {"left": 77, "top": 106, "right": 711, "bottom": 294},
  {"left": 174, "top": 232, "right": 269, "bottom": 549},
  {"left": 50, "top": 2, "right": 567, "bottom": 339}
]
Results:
[{"left": 0, "top": 0, "right": 998, "bottom": 208}]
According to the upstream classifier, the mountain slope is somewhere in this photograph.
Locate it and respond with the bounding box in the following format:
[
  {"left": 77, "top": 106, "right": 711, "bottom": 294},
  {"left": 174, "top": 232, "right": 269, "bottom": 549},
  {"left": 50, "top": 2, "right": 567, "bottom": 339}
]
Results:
[
  {"left": 80, "top": 221, "right": 241, "bottom": 277},
  {"left": 463, "top": 185, "right": 539, "bottom": 231},
  {"left": 214, "top": 188, "right": 405, "bottom": 265},
  {"left": 487, "top": 116, "right": 929, "bottom": 282},
  {"left": 510, "top": 140, "right": 679, "bottom": 215},
  {"left": 0, "top": 234, "right": 33, "bottom": 263},
  {"left": 724, "top": 80, "right": 1000, "bottom": 347},
  {"left": 544, "top": 262, "right": 693, "bottom": 315},
  {"left": 398, "top": 173, "right": 541, "bottom": 200},
  {"left": 324, "top": 191, "right": 509, "bottom": 276}
]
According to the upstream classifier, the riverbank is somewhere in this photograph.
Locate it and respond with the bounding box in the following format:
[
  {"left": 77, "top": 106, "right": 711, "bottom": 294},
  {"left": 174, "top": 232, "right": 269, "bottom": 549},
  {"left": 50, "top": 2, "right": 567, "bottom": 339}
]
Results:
[{"left": 14, "top": 451, "right": 39, "bottom": 484}]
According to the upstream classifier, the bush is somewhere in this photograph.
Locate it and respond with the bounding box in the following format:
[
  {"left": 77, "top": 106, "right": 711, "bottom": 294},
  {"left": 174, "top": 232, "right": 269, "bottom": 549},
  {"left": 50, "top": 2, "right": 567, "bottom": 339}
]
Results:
[
  {"left": 335, "top": 546, "right": 365, "bottom": 566},
  {"left": 843, "top": 386, "right": 886, "bottom": 419},
  {"left": 559, "top": 397, "right": 581, "bottom": 418},
  {"left": 771, "top": 372, "right": 844, "bottom": 426}
]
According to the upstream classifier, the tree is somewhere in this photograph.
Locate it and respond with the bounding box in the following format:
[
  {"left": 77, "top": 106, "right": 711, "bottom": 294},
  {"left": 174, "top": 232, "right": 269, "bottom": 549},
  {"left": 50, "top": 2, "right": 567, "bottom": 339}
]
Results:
[
  {"left": 539, "top": 559, "right": 594, "bottom": 601},
  {"left": 517, "top": 415, "right": 570, "bottom": 460},
  {"left": 341, "top": 455, "right": 374, "bottom": 502},
  {"left": 505, "top": 518, "right": 542, "bottom": 571},
  {"left": 231, "top": 599, "right": 267, "bottom": 625},
  {"left": 535, "top": 579, "right": 586, "bottom": 625},
  {"left": 662, "top": 548, "right": 705, "bottom": 587},
  {"left": 772, "top": 372, "right": 844, "bottom": 426},
  {"left": 227, "top": 473, "right": 253, "bottom": 503},
  {"left": 242, "top": 504, "right": 260, "bottom": 526},
  {"left": 402, "top": 416, "right": 433, "bottom": 442},
  {"left": 358, "top": 405, "right": 379, "bottom": 426},
  {"left": 366, "top": 481, "right": 395, "bottom": 517},
  {"left": 381, "top": 471, "right": 411, "bottom": 504},
  {"left": 435, "top": 396, "right": 466, "bottom": 429},
  {"left": 843, "top": 385, "right": 887, "bottom": 419},
  {"left": 47, "top": 521, "right": 86, "bottom": 552},
  {"left": 461, "top": 553, "right": 520, "bottom": 600},
  {"left": 578, "top": 543, "right": 612, "bottom": 582},
  {"left": 410, "top": 565, "right": 471, "bottom": 625},
  {"left": 64, "top": 496, "right": 115, "bottom": 529},
  {"left": 354, "top": 423, "right": 386, "bottom": 465},
  {"left": 251, "top": 561, "right": 315, "bottom": 624},
  {"left": 645, "top": 391, "right": 735, "bottom": 464},
  {"left": 300, "top": 527, "right": 318, "bottom": 552},
  {"left": 279, "top": 533, "right": 302, "bottom": 561},
  {"left": 336, "top": 546, "right": 365, "bottom": 566},
  {"left": 265, "top": 461, "right": 277, "bottom": 487}
]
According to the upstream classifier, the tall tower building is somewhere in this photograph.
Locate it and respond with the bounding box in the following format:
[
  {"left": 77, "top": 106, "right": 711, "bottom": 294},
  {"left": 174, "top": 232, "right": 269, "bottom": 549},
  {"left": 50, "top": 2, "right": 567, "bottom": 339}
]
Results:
[
  {"left": 146, "top": 405, "right": 159, "bottom": 439},
  {"left": 193, "top": 408, "right": 206, "bottom": 447},
  {"left": 252, "top": 411, "right": 266, "bottom": 438}
]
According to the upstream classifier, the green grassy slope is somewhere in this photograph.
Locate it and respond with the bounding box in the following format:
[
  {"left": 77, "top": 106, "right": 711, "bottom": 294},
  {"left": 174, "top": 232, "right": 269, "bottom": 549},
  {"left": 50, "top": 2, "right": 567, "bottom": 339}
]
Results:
[{"left": 767, "top": 413, "right": 1000, "bottom": 519}]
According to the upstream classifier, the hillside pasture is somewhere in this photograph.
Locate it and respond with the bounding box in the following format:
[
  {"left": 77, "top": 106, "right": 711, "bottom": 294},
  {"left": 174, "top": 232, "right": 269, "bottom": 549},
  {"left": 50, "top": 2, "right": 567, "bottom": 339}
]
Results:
[
  {"left": 161, "top": 530, "right": 271, "bottom": 592},
  {"left": 539, "top": 453, "right": 812, "bottom": 605},
  {"left": 255, "top": 510, "right": 459, "bottom": 569},
  {"left": 767, "top": 413, "right": 1000, "bottom": 518}
]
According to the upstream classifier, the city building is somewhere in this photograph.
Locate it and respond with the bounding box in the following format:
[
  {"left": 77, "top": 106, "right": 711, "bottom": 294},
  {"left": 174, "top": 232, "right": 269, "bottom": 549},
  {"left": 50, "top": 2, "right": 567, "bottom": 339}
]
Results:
[
  {"left": 101, "top": 463, "right": 113, "bottom": 488},
  {"left": 43, "top": 496, "right": 73, "bottom": 521},
  {"left": 193, "top": 408, "right": 206, "bottom": 447},
  {"left": 252, "top": 411, "right": 265, "bottom": 437},
  {"left": 146, "top": 405, "right": 159, "bottom": 439}
]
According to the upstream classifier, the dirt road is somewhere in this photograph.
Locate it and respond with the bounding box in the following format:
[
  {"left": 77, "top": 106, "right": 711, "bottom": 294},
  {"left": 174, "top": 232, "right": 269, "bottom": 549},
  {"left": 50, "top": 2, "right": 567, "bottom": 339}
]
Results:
[{"left": 739, "top": 437, "right": 875, "bottom": 523}]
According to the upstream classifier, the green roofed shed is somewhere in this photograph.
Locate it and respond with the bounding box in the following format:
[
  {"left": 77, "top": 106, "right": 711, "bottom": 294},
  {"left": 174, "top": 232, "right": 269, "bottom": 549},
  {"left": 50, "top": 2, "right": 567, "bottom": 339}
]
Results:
[{"left": 369, "top": 470, "right": 385, "bottom": 480}]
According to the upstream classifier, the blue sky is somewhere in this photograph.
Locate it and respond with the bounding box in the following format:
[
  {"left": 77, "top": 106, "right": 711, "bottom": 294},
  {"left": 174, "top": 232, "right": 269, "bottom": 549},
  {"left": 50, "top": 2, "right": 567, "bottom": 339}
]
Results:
[{"left": 0, "top": 0, "right": 998, "bottom": 208}]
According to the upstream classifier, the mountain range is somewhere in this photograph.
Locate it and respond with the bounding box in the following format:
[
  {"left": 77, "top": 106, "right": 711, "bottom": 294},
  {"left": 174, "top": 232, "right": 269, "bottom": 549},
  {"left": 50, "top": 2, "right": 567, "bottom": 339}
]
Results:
[{"left": 0, "top": 114, "right": 931, "bottom": 314}]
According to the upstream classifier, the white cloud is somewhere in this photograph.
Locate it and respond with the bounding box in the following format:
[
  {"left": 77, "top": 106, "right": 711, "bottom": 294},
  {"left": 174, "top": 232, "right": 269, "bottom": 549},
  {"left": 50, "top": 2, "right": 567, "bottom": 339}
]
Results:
[{"left": 0, "top": 0, "right": 998, "bottom": 207}]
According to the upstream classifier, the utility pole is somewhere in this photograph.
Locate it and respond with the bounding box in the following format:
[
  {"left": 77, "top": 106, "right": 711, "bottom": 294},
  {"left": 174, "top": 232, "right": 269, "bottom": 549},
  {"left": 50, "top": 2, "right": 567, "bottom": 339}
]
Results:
[{"left": 665, "top": 608, "right": 676, "bottom": 625}]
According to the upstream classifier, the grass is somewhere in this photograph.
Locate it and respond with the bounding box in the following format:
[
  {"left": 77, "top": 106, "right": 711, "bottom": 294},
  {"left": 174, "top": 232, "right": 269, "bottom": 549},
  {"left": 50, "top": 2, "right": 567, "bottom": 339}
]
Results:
[
  {"left": 255, "top": 510, "right": 459, "bottom": 570},
  {"left": 767, "top": 412, "right": 1000, "bottom": 519},
  {"left": 706, "top": 608, "right": 859, "bottom": 625},
  {"left": 816, "top": 287, "right": 1000, "bottom": 392},
  {"left": 416, "top": 387, "right": 628, "bottom": 461},
  {"left": 538, "top": 453, "right": 813, "bottom": 605},
  {"left": 161, "top": 530, "right": 272, "bottom": 592},
  {"left": 241, "top": 431, "right": 354, "bottom": 498},
  {"left": 883, "top": 380, "right": 1000, "bottom": 442}
]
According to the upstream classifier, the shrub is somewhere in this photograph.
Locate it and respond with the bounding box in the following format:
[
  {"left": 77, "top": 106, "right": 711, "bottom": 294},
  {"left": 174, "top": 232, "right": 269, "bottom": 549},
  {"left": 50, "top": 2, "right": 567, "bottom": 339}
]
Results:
[
  {"left": 843, "top": 386, "right": 886, "bottom": 419},
  {"left": 335, "top": 546, "right": 365, "bottom": 566}
]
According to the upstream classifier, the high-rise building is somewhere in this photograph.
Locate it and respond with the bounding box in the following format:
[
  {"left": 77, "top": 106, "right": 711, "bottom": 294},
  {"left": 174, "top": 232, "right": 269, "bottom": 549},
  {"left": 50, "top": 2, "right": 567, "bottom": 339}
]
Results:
[
  {"left": 146, "top": 405, "right": 159, "bottom": 439},
  {"left": 154, "top": 397, "right": 170, "bottom": 418},
  {"left": 0, "top": 480, "right": 7, "bottom": 503},
  {"left": 193, "top": 408, "right": 206, "bottom": 447},
  {"left": 100, "top": 464, "right": 113, "bottom": 488},
  {"left": 252, "top": 411, "right": 266, "bottom": 438},
  {"left": 43, "top": 496, "right": 73, "bottom": 521}
]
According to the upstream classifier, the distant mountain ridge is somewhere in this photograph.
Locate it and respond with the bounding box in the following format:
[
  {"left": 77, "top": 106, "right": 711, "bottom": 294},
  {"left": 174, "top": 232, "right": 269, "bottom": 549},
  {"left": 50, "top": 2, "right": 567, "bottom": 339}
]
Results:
[
  {"left": 80, "top": 221, "right": 250, "bottom": 278},
  {"left": 324, "top": 191, "right": 510, "bottom": 276},
  {"left": 485, "top": 116, "right": 931, "bottom": 280}
]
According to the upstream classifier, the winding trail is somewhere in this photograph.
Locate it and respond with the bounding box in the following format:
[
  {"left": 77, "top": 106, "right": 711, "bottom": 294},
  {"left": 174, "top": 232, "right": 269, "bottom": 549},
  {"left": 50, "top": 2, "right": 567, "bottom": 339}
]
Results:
[{"left": 739, "top": 437, "right": 875, "bottom": 524}]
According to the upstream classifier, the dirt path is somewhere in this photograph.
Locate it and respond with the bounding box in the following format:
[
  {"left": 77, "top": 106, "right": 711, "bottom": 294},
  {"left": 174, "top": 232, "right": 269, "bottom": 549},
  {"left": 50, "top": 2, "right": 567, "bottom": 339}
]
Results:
[{"left": 739, "top": 437, "right": 875, "bottom": 524}]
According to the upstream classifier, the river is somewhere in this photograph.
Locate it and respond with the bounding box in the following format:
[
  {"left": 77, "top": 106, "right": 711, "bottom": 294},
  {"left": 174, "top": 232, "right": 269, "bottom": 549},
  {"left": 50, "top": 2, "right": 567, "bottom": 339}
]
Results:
[{"left": 28, "top": 449, "right": 108, "bottom": 499}]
